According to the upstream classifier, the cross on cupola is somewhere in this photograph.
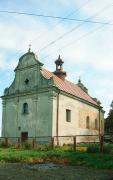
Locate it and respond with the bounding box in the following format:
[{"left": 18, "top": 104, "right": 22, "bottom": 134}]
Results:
[
  {"left": 53, "top": 55, "right": 67, "bottom": 80},
  {"left": 28, "top": 44, "right": 32, "bottom": 52}
]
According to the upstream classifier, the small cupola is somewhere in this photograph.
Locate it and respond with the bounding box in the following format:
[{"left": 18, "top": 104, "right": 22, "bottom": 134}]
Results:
[{"left": 53, "top": 55, "right": 67, "bottom": 80}]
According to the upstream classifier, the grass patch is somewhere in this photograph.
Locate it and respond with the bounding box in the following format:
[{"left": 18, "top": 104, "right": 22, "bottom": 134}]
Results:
[
  {"left": 0, "top": 146, "right": 113, "bottom": 169},
  {"left": 68, "top": 152, "right": 113, "bottom": 169}
]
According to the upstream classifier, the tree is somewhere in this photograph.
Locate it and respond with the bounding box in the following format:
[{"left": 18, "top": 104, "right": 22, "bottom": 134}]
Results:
[{"left": 105, "top": 101, "right": 113, "bottom": 133}]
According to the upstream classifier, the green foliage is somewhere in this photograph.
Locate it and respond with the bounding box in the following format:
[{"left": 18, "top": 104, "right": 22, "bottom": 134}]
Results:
[
  {"left": 105, "top": 102, "right": 113, "bottom": 133},
  {"left": 55, "top": 145, "right": 73, "bottom": 152},
  {"left": 76, "top": 146, "right": 87, "bottom": 152},
  {"left": 0, "top": 140, "right": 12, "bottom": 148},
  {"left": 69, "top": 152, "right": 113, "bottom": 169},
  {"left": 87, "top": 144, "right": 113, "bottom": 153},
  {"left": 0, "top": 147, "right": 113, "bottom": 169},
  {"left": 22, "top": 141, "right": 32, "bottom": 150},
  {"left": 36, "top": 144, "right": 52, "bottom": 151},
  {"left": 103, "top": 144, "right": 112, "bottom": 153},
  {"left": 87, "top": 144, "right": 99, "bottom": 153}
]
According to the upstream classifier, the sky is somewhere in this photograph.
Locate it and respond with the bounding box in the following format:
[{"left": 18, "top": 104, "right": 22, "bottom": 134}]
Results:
[{"left": 0, "top": 0, "right": 113, "bottom": 134}]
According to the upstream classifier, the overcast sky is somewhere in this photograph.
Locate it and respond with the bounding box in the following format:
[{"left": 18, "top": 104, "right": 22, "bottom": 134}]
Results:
[{"left": 0, "top": 0, "right": 113, "bottom": 134}]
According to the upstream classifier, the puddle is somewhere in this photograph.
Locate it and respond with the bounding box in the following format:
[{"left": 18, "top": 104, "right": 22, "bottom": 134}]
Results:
[{"left": 23, "top": 162, "right": 63, "bottom": 170}]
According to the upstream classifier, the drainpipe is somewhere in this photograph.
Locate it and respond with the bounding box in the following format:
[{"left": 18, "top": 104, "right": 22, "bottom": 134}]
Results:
[
  {"left": 98, "top": 106, "right": 101, "bottom": 140},
  {"left": 56, "top": 90, "right": 60, "bottom": 145}
]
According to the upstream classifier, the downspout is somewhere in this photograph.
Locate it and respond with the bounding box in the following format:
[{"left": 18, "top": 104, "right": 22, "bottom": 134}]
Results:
[
  {"left": 56, "top": 90, "right": 60, "bottom": 145},
  {"left": 99, "top": 106, "right": 101, "bottom": 140}
]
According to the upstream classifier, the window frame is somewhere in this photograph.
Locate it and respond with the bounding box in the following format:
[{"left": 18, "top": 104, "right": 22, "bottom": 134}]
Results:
[
  {"left": 23, "top": 103, "right": 29, "bottom": 114},
  {"left": 66, "top": 109, "right": 71, "bottom": 122}
]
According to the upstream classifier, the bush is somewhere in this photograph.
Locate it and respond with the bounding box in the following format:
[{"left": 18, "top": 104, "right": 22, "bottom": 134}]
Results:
[
  {"left": 22, "top": 141, "right": 32, "bottom": 150},
  {"left": 0, "top": 140, "right": 12, "bottom": 148},
  {"left": 87, "top": 144, "right": 99, "bottom": 153},
  {"left": 36, "top": 144, "right": 52, "bottom": 151},
  {"left": 59, "top": 145, "right": 73, "bottom": 151},
  {"left": 87, "top": 144, "right": 113, "bottom": 153},
  {"left": 103, "top": 145, "right": 112, "bottom": 153},
  {"left": 76, "top": 146, "right": 87, "bottom": 152}
]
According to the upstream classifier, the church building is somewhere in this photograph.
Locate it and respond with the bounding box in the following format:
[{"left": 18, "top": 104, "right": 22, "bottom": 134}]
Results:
[{"left": 1, "top": 49, "right": 104, "bottom": 143}]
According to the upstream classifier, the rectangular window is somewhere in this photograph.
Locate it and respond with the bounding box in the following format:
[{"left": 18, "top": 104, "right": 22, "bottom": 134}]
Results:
[{"left": 66, "top": 109, "right": 71, "bottom": 122}]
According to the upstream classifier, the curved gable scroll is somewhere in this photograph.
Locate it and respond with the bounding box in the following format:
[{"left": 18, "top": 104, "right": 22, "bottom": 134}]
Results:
[{"left": 15, "top": 52, "right": 43, "bottom": 71}]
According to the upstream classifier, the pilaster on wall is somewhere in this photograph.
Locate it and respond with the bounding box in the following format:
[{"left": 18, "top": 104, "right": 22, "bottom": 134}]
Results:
[
  {"left": 15, "top": 97, "right": 19, "bottom": 137},
  {"left": 2, "top": 100, "right": 6, "bottom": 137},
  {"left": 32, "top": 96, "right": 38, "bottom": 137},
  {"left": 52, "top": 91, "right": 59, "bottom": 137}
]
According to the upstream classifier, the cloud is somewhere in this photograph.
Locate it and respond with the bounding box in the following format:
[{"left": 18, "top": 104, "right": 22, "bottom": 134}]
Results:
[
  {"left": 76, "top": 0, "right": 113, "bottom": 21},
  {"left": 0, "top": 0, "right": 112, "bottom": 74},
  {"left": 55, "top": 24, "right": 113, "bottom": 72}
]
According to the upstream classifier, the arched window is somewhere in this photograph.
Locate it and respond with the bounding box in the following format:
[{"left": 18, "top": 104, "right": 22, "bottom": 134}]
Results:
[
  {"left": 23, "top": 103, "right": 28, "bottom": 114},
  {"left": 86, "top": 116, "right": 90, "bottom": 129},
  {"left": 95, "top": 119, "right": 98, "bottom": 130}
]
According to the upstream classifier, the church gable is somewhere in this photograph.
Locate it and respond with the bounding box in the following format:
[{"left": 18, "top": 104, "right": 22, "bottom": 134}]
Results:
[
  {"left": 15, "top": 51, "right": 43, "bottom": 71},
  {"left": 3, "top": 51, "right": 54, "bottom": 97}
]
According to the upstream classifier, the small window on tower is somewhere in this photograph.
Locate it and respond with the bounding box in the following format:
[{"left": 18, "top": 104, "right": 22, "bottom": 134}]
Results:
[
  {"left": 58, "top": 65, "right": 61, "bottom": 70},
  {"left": 66, "top": 109, "right": 71, "bottom": 122},
  {"left": 23, "top": 103, "right": 28, "bottom": 114}
]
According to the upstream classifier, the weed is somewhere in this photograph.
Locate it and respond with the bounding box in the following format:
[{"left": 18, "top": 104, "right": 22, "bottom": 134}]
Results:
[
  {"left": 0, "top": 140, "right": 12, "bottom": 148},
  {"left": 103, "top": 144, "right": 112, "bottom": 153},
  {"left": 87, "top": 144, "right": 99, "bottom": 153},
  {"left": 22, "top": 141, "right": 32, "bottom": 150}
]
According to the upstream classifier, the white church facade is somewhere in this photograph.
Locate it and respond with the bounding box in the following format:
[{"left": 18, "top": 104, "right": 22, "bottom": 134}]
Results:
[{"left": 1, "top": 50, "right": 104, "bottom": 142}]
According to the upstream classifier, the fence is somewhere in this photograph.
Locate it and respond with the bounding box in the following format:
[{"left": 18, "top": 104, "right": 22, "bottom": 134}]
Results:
[{"left": 0, "top": 134, "right": 109, "bottom": 152}]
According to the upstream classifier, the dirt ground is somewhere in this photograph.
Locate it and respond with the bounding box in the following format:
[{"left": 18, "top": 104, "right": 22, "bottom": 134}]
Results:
[{"left": 0, "top": 162, "right": 113, "bottom": 180}]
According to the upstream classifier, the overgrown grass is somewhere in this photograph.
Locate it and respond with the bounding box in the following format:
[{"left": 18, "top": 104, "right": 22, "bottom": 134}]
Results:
[
  {"left": 68, "top": 152, "right": 113, "bottom": 169},
  {"left": 0, "top": 146, "right": 113, "bottom": 169}
]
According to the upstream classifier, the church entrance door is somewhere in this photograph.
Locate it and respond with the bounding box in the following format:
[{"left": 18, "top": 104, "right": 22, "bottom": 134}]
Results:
[{"left": 21, "top": 132, "right": 28, "bottom": 142}]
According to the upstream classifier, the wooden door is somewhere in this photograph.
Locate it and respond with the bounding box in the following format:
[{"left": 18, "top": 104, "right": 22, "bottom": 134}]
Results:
[{"left": 21, "top": 132, "right": 28, "bottom": 142}]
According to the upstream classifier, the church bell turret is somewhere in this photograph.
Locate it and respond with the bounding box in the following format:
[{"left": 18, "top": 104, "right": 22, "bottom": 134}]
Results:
[{"left": 53, "top": 55, "right": 67, "bottom": 80}]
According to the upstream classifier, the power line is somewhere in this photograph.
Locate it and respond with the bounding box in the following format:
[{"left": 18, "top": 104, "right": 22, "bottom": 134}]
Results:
[
  {"left": 31, "top": 0, "right": 91, "bottom": 43},
  {"left": 0, "top": 9, "right": 113, "bottom": 26},
  {"left": 43, "top": 19, "right": 113, "bottom": 61},
  {"left": 60, "top": 20, "right": 113, "bottom": 52},
  {"left": 39, "top": 2, "right": 113, "bottom": 54},
  {"left": 56, "top": 0, "right": 91, "bottom": 24}
]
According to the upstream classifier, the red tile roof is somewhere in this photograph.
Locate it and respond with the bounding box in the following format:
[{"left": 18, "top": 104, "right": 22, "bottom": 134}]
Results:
[{"left": 41, "top": 68, "right": 98, "bottom": 106}]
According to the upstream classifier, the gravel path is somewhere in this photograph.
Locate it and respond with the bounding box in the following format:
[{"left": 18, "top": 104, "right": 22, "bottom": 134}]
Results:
[{"left": 0, "top": 163, "right": 113, "bottom": 180}]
